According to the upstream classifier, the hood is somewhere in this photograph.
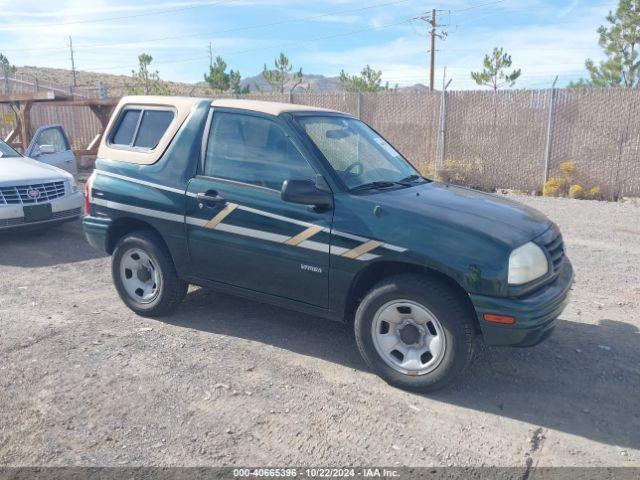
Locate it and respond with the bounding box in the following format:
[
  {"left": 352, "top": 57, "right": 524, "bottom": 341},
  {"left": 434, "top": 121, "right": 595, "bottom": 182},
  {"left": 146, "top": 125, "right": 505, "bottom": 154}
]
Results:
[
  {"left": 0, "top": 156, "right": 71, "bottom": 185},
  {"left": 372, "top": 182, "right": 553, "bottom": 247}
]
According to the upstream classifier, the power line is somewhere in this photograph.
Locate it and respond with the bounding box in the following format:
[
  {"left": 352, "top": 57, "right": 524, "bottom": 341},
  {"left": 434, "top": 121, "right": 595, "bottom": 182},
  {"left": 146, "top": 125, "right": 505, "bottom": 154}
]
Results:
[
  {"left": 447, "top": 0, "right": 507, "bottom": 13},
  {"left": 82, "top": 17, "right": 415, "bottom": 72},
  {"left": 0, "top": 0, "right": 413, "bottom": 53}
]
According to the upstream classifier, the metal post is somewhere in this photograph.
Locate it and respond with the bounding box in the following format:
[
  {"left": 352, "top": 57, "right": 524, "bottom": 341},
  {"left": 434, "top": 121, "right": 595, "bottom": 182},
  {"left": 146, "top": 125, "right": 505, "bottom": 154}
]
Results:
[
  {"left": 543, "top": 76, "right": 559, "bottom": 188},
  {"left": 436, "top": 75, "right": 452, "bottom": 173},
  {"left": 98, "top": 81, "right": 107, "bottom": 99},
  {"left": 2, "top": 64, "right": 9, "bottom": 95},
  {"left": 357, "top": 92, "right": 362, "bottom": 119}
]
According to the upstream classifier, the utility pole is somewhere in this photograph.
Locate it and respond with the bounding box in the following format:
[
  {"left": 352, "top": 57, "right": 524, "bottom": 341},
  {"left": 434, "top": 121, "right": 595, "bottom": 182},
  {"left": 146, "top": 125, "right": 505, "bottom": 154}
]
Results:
[
  {"left": 429, "top": 9, "right": 436, "bottom": 92},
  {"left": 416, "top": 9, "right": 447, "bottom": 92},
  {"left": 69, "top": 36, "right": 77, "bottom": 87},
  {"left": 208, "top": 42, "right": 213, "bottom": 69}
]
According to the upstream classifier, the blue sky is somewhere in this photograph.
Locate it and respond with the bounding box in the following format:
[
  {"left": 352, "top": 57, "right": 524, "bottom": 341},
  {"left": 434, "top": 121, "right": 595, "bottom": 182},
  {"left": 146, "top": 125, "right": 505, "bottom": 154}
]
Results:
[{"left": 0, "top": 0, "right": 619, "bottom": 89}]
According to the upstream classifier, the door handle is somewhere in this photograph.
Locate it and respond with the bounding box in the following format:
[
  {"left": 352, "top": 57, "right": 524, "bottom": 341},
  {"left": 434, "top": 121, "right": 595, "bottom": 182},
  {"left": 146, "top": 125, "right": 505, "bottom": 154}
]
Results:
[{"left": 196, "top": 191, "right": 225, "bottom": 206}]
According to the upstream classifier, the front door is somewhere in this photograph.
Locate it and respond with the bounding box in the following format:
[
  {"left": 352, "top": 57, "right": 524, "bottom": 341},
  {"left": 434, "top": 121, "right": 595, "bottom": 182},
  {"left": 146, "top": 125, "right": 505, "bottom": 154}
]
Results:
[
  {"left": 26, "top": 125, "right": 78, "bottom": 175},
  {"left": 185, "top": 110, "right": 332, "bottom": 308}
]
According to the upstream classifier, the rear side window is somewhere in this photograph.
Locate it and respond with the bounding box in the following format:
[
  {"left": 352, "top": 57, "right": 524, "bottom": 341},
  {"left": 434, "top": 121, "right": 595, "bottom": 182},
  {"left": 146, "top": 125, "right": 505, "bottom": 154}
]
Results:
[
  {"left": 110, "top": 107, "right": 174, "bottom": 150},
  {"left": 112, "top": 110, "right": 140, "bottom": 146},
  {"left": 134, "top": 110, "right": 175, "bottom": 148}
]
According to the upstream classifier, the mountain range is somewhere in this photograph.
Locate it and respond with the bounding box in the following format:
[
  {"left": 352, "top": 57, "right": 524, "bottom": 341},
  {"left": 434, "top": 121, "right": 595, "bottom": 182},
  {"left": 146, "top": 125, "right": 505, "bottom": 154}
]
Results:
[{"left": 14, "top": 66, "right": 430, "bottom": 95}]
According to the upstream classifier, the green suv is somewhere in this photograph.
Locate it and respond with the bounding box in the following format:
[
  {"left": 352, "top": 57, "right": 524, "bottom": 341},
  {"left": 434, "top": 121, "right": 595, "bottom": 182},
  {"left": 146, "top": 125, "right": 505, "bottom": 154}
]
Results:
[{"left": 83, "top": 96, "right": 573, "bottom": 391}]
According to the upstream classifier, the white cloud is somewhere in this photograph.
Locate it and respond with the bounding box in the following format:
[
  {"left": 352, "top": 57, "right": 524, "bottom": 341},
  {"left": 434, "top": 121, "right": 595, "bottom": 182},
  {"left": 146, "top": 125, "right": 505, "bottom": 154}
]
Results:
[{"left": 0, "top": 0, "right": 615, "bottom": 88}]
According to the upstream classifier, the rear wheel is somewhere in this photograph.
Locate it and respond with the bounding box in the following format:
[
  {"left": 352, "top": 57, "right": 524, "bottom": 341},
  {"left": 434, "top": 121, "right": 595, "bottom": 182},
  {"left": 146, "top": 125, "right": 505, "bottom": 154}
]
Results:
[
  {"left": 354, "top": 274, "right": 475, "bottom": 392},
  {"left": 112, "top": 230, "right": 187, "bottom": 317}
]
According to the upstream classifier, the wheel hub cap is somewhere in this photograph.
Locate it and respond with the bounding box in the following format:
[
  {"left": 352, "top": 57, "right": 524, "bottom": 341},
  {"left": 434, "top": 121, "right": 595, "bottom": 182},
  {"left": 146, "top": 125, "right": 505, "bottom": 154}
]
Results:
[
  {"left": 399, "top": 322, "right": 422, "bottom": 345},
  {"left": 371, "top": 300, "right": 446, "bottom": 376},
  {"left": 136, "top": 267, "right": 152, "bottom": 283},
  {"left": 119, "top": 248, "right": 161, "bottom": 304}
]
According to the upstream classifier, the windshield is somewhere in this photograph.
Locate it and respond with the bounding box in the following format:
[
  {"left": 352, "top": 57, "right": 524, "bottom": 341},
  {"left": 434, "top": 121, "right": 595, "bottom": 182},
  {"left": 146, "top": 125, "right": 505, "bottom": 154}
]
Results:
[
  {"left": 296, "top": 115, "right": 421, "bottom": 190},
  {"left": 0, "top": 139, "right": 21, "bottom": 158}
]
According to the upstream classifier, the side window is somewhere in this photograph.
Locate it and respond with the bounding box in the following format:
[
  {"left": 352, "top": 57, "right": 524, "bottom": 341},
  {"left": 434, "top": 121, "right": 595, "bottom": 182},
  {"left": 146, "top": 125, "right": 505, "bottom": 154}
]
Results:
[
  {"left": 110, "top": 108, "right": 174, "bottom": 150},
  {"left": 204, "top": 112, "right": 316, "bottom": 191},
  {"left": 37, "top": 128, "right": 68, "bottom": 153},
  {"left": 134, "top": 110, "right": 174, "bottom": 149},
  {"left": 111, "top": 110, "right": 140, "bottom": 146}
]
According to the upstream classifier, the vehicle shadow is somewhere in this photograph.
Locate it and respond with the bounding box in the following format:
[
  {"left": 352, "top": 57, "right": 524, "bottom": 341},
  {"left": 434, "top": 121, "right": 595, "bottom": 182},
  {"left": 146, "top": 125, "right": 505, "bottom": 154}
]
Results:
[
  {"left": 0, "top": 220, "right": 106, "bottom": 267},
  {"left": 166, "top": 287, "right": 640, "bottom": 451}
]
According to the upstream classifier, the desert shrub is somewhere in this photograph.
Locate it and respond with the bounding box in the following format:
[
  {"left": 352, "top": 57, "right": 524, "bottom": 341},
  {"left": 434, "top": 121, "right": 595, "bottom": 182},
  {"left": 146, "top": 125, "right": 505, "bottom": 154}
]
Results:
[
  {"left": 587, "top": 186, "right": 601, "bottom": 199},
  {"left": 560, "top": 162, "right": 576, "bottom": 176},
  {"left": 569, "top": 184, "right": 585, "bottom": 199},
  {"left": 543, "top": 178, "right": 568, "bottom": 197},
  {"left": 545, "top": 163, "right": 601, "bottom": 200},
  {"left": 435, "top": 158, "right": 486, "bottom": 187}
]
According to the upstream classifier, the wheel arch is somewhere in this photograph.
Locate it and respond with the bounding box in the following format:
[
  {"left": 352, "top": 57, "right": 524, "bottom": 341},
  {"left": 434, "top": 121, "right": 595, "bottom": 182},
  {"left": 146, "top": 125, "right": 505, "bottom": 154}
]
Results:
[
  {"left": 106, "top": 217, "right": 165, "bottom": 255},
  {"left": 344, "top": 261, "right": 480, "bottom": 334}
]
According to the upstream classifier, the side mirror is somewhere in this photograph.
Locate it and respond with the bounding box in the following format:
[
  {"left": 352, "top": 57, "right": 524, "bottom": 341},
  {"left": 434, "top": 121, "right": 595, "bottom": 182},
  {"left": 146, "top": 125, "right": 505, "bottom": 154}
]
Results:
[
  {"left": 34, "top": 144, "right": 56, "bottom": 156},
  {"left": 281, "top": 178, "right": 333, "bottom": 208}
]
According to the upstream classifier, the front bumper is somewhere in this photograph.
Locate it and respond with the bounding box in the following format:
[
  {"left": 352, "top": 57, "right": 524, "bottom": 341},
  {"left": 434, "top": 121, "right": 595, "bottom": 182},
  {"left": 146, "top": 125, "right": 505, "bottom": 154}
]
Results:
[
  {"left": 469, "top": 259, "right": 574, "bottom": 347},
  {"left": 0, "top": 191, "right": 84, "bottom": 230}
]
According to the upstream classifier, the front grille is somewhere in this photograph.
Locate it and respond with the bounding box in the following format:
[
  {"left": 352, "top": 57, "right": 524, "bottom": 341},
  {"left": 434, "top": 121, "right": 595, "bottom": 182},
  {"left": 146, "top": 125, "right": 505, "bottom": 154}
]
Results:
[
  {"left": 52, "top": 207, "right": 81, "bottom": 219},
  {"left": 0, "top": 181, "right": 66, "bottom": 205},
  {"left": 0, "top": 207, "right": 81, "bottom": 228},
  {"left": 544, "top": 232, "right": 565, "bottom": 274}
]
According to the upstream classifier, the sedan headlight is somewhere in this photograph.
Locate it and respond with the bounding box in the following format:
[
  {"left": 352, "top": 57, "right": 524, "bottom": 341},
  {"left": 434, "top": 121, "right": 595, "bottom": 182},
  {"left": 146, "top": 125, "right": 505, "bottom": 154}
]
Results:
[
  {"left": 508, "top": 242, "right": 549, "bottom": 285},
  {"left": 67, "top": 177, "right": 79, "bottom": 194}
]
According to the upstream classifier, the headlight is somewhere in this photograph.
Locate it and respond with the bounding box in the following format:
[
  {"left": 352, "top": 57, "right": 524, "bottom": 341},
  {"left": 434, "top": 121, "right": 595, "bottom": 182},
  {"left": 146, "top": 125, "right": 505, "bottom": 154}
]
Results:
[
  {"left": 508, "top": 242, "right": 548, "bottom": 285},
  {"left": 67, "top": 177, "right": 79, "bottom": 193}
]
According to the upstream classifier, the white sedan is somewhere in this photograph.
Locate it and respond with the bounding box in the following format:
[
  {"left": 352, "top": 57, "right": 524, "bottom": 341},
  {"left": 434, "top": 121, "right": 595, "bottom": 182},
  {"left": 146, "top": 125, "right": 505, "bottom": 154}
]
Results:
[{"left": 0, "top": 139, "right": 83, "bottom": 231}]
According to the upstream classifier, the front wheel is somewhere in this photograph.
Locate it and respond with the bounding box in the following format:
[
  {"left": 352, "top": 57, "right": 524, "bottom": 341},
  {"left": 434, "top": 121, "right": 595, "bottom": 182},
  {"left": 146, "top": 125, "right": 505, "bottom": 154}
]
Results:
[
  {"left": 112, "top": 230, "right": 188, "bottom": 317},
  {"left": 354, "top": 274, "right": 475, "bottom": 392}
]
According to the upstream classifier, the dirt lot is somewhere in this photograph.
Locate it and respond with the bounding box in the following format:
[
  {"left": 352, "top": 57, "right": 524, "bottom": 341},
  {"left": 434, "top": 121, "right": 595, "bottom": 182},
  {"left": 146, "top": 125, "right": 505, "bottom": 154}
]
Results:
[{"left": 0, "top": 195, "right": 639, "bottom": 468}]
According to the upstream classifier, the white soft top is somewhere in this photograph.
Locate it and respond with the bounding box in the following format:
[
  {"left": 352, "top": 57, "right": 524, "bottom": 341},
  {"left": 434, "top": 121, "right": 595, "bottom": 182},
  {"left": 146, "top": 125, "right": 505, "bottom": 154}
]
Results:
[
  {"left": 211, "top": 99, "right": 340, "bottom": 116},
  {"left": 98, "top": 96, "right": 343, "bottom": 165}
]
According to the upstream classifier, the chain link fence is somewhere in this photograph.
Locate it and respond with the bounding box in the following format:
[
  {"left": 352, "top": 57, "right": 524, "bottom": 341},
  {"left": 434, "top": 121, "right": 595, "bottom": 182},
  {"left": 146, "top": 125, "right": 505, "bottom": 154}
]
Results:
[{"left": 1, "top": 80, "right": 639, "bottom": 199}]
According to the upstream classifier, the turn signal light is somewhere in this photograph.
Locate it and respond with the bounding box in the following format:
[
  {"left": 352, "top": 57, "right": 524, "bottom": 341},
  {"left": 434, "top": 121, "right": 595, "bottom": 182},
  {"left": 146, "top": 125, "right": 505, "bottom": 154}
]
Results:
[{"left": 483, "top": 314, "right": 516, "bottom": 324}]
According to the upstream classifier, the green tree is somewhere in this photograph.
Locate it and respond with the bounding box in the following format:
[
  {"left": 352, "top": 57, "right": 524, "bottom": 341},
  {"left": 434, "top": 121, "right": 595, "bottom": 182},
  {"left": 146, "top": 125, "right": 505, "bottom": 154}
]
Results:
[
  {"left": 129, "top": 53, "right": 169, "bottom": 95},
  {"left": 571, "top": 0, "right": 640, "bottom": 87},
  {"left": 339, "top": 65, "right": 390, "bottom": 92},
  {"left": 262, "top": 52, "right": 303, "bottom": 94},
  {"left": 229, "top": 69, "right": 250, "bottom": 94},
  {"left": 205, "top": 56, "right": 249, "bottom": 94},
  {"left": 471, "top": 47, "right": 521, "bottom": 91},
  {"left": 205, "top": 56, "right": 230, "bottom": 93},
  {"left": 0, "top": 53, "right": 17, "bottom": 74}
]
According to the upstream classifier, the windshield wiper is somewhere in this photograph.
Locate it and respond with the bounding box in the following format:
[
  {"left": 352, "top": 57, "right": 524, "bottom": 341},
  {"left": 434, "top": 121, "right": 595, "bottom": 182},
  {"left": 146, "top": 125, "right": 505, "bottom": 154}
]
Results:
[
  {"left": 398, "top": 174, "right": 426, "bottom": 184},
  {"left": 350, "top": 181, "right": 399, "bottom": 193}
]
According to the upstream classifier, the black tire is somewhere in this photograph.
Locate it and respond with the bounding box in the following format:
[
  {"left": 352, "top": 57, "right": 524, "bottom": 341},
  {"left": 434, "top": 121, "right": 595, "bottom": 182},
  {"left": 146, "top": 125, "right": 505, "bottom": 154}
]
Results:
[
  {"left": 111, "top": 230, "right": 188, "bottom": 317},
  {"left": 354, "top": 274, "right": 475, "bottom": 392}
]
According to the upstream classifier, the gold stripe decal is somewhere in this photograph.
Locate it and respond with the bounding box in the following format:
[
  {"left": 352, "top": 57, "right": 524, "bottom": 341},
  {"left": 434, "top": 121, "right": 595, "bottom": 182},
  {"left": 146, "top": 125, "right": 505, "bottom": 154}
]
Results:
[
  {"left": 341, "top": 240, "right": 383, "bottom": 259},
  {"left": 285, "top": 225, "right": 324, "bottom": 246},
  {"left": 204, "top": 203, "right": 238, "bottom": 229}
]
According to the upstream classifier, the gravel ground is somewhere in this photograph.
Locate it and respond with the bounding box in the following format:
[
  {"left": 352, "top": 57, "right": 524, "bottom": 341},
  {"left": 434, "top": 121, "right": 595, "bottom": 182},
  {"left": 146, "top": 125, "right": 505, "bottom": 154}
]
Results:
[{"left": 0, "top": 195, "right": 639, "bottom": 468}]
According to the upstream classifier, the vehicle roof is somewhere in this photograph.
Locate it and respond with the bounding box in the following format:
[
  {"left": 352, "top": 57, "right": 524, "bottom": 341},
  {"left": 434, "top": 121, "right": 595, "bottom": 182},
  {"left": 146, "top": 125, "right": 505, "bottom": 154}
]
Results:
[
  {"left": 97, "top": 96, "right": 347, "bottom": 166},
  {"left": 211, "top": 99, "right": 342, "bottom": 116}
]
